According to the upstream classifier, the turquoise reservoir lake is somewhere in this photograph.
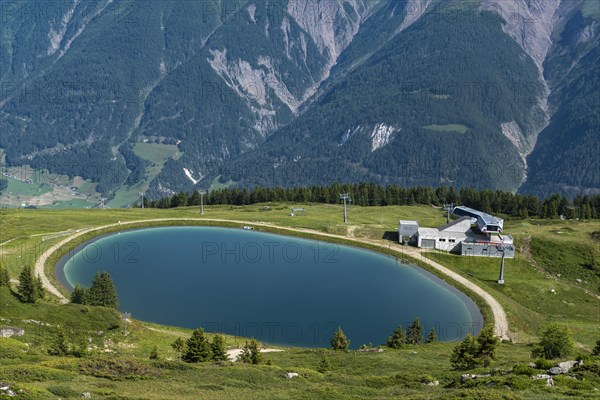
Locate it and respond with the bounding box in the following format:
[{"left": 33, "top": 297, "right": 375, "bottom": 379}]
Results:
[{"left": 59, "top": 226, "right": 482, "bottom": 348}]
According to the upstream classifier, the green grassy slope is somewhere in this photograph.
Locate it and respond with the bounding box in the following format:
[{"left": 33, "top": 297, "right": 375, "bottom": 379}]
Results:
[{"left": 1, "top": 205, "right": 599, "bottom": 399}]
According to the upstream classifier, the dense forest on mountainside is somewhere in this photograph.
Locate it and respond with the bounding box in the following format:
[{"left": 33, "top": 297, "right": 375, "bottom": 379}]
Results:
[
  {"left": 0, "top": 0, "right": 598, "bottom": 202},
  {"left": 224, "top": 6, "right": 546, "bottom": 191}
]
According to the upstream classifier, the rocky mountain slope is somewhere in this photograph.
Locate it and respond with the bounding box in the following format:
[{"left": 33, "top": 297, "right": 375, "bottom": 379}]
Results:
[{"left": 0, "top": 0, "right": 597, "bottom": 203}]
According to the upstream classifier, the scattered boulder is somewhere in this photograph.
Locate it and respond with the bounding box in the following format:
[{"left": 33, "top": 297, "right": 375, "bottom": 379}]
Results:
[
  {"left": 426, "top": 380, "right": 439, "bottom": 386},
  {"left": 0, "top": 383, "right": 17, "bottom": 397},
  {"left": 286, "top": 373, "right": 299, "bottom": 379},
  {"left": 548, "top": 360, "right": 581, "bottom": 375},
  {"left": 533, "top": 374, "right": 551, "bottom": 380},
  {"left": 558, "top": 361, "right": 579, "bottom": 372},
  {"left": 0, "top": 327, "right": 24, "bottom": 338},
  {"left": 460, "top": 373, "right": 495, "bottom": 384},
  {"left": 546, "top": 377, "right": 555, "bottom": 386},
  {"left": 81, "top": 392, "right": 91, "bottom": 398},
  {"left": 357, "top": 348, "right": 384, "bottom": 353},
  {"left": 549, "top": 367, "right": 564, "bottom": 375}
]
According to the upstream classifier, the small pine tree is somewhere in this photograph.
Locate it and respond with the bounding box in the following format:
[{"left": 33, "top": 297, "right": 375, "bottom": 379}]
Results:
[
  {"left": 17, "top": 265, "right": 37, "bottom": 303},
  {"left": 531, "top": 324, "right": 574, "bottom": 360},
  {"left": 386, "top": 325, "right": 406, "bottom": 349},
  {"left": 70, "top": 284, "right": 88, "bottom": 304},
  {"left": 171, "top": 337, "right": 185, "bottom": 362},
  {"left": 592, "top": 340, "right": 600, "bottom": 356},
  {"left": 183, "top": 328, "right": 212, "bottom": 363},
  {"left": 450, "top": 334, "right": 480, "bottom": 370},
  {"left": 88, "top": 272, "right": 119, "bottom": 309},
  {"left": 406, "top": 318, "right": 423, "bottom": 345},
  {"left": 331, "top": 326, "right": 350, "bottom": 350},
  {"left": 317, "top": 354, "right": 331, "bottom": 373},
  {"left": 48, "top": 331, "right": 69, "bottom": 356},
  {"left": 426, "top": 328, "right": 437, "bottom": 344},
  {"left": 239, "top": 339, "right": 262, "bottom": 364},
  {"left": 149, "top": 346, "right": 160, "bottom": 360},
  {"left": 476, "top": 325, "right": 499, "bottom": 366},
  {"left": 35, "top": 274, "right": 44, "bottom": 300},
  {"left": 0, "top": 266, "right": 10, "bottom": 287},
  {"left": 211, "top": 334, "right": 228, "bottom": 362}
]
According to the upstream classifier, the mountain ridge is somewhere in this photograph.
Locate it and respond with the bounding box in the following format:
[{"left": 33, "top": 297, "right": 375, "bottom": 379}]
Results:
[{"left": 0, "top": 0, "right": 598, "bottom": 206}]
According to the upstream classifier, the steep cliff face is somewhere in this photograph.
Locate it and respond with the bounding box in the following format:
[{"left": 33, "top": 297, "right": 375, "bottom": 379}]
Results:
[
  {"left": 520, "top": 0, "right": 600, "bottom": 197},
  {"left": 480, "top": 0, "right": 563, "bottom": 182},
  {"left": 205, "top": 0, "right": 378, "bottom": 135},
  {"left": 47, "top": 0, "right": 115, "bottom": 59},
  {"left": 286, "top": 0, "right": 370, "bottom": 64},
  {"left": 397, "top": 0, "right": 433, "bottom": 32},
  {"left": 482, "top": 0, "right": 562, "bottom": 73}
]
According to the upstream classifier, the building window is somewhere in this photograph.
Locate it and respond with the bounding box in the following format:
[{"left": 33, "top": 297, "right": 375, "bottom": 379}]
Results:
[
  {"left": 439, "top": 238, "right": 446, "bottom": 242},
  {"left": 449, "top": 239, "right": 456, "bottom": 243}
]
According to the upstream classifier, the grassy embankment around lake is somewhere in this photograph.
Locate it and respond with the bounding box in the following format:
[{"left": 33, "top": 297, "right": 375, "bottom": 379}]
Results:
[{"left": 0, "top": 204, "right": 599, "bottom": 399}]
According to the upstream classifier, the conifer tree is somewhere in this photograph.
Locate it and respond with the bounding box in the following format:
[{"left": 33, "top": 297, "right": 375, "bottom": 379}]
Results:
[
  {"left": 189, "top": 190, "right": 201, "bottom": 206},
  {"left": 531, "top": 324, "right": 574, "bottom": 360},
  {"left": 211, "top": 334, "right": 228, "bottom": 362},
  {"left": 331, "top": 326, "right": 350, "bottom": 350},
  {"left": 239, "top": 339, "right": 262, "bottom": 364},
  {"left": 183, "top": 328, "right": 212, "bottom": 363},
  {"left": 426, "top": 327, "right": 437, "bottom": 344},
  {"left": 386, "top": 325, "right": 406, "bottom": 348},
  {"left": 88, "top": 272, "right": 119, "bottom": 309},
  {"left": 48, "top": 331, "right": 69, "bottom": 356},
  {"left": 171, "top": 337, "right": 185, "bottom": 362},
  {"left": 317, "top": 354, "right": 331, "bottom": 373},
  {"left": 406, "top": 318, "right": 423, "bottom": 345},
  {"left": 149, "top": 346, "right": 160, "bottom": 360},
  {"left": 70, "top": 284, "right": 88, "bottom": 304},
  {"left": 0, "top": 266, "right": 10, "bottom": 287},
  {"left": 476, "top": 325, "right": 499, "bottom": 366},
  {"left": 450, "top": 334, "right": 480, "bottom": 370},
  {"left": 450, "top": 327, "right": 501, "bottom": 370},
  {"left": 35, "top": 274, "right": 44, "bottom": 300},
  {"left": 17, "top": 265, "right": 37, "bottom": 303}
]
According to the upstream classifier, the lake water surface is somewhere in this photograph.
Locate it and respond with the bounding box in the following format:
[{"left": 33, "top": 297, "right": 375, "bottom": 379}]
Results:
[{"left": 59, "top": 226, "right": 482, "bottom": 348}]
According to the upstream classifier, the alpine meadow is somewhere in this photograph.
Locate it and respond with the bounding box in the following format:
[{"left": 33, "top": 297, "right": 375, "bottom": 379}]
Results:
[{"left": 0, "top": 1, "right": 599, "bottom": 400}]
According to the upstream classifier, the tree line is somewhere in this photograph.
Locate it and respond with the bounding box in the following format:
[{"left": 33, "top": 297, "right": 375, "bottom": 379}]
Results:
[
  {"left": 167, "top": 328, "right": 260, "bottom": 365},
  {"left": 143, "top": 183, "right": 600, "bottom": 219}
]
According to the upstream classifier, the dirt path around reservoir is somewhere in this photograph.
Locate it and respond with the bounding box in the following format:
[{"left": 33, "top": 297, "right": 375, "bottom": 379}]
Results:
[{"left": 34, "top": 218, "right": 510, "bottom": 340}]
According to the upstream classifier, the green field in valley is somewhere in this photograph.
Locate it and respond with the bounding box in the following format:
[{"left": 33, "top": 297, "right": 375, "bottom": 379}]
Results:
[{"left": 132, "top": 143, "right": 180, "bottom": 165}]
